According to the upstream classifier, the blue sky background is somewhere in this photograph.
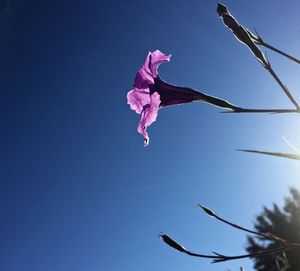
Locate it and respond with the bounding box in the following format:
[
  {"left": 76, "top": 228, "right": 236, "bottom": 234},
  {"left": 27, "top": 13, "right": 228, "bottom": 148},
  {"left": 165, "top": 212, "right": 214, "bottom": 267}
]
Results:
[{"left": 1, "top": 0, "right": 300, "bottom": 270}]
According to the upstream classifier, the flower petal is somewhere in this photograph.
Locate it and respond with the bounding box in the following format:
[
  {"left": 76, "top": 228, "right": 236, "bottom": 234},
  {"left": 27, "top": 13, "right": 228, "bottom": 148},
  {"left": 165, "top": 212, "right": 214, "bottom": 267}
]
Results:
[
  {"left": 134, "top": 50, "right": 171, "bottom": 88},
  {"left": 137, "top": 92, "right": 161, "bottom": 146},
  {"left": 134, "top": 52, "right": 154, "bottom": 87},
  {"left": 127, "top": 88, "right": 150, "bottom": 114},
  {"left": 149, "top": 50, "right": 171, "bottom": 78}
]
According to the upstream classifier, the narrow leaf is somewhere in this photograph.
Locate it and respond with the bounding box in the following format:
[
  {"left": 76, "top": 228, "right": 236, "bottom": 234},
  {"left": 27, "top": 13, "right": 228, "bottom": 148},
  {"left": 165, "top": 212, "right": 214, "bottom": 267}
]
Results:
[{"left": 238, "top": 149, "right": 300, "bottom": 160}]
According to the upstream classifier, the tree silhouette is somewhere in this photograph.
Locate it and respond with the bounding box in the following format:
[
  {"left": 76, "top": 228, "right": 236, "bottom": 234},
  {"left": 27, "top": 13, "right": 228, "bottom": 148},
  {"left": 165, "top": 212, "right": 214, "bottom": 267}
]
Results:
[{"left": 246, "top": 188, "right": 300, "bottom": 271}]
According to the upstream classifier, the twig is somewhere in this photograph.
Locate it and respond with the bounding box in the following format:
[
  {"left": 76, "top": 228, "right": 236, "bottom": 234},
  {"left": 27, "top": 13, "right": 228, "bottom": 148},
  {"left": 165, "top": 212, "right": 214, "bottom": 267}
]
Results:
[
  {"left": 262, "top": 41, "right": 300, "bottom": 65},
  {"left": 251, "top": 28, "right": 300, "bottom": 64},
  {"left": 223, "top": 108, "right": 299, "bottom": 114},
  {"left": 160, "top": 233, "right": 292, "bottom": 263},
  {"left": 265, "top": 63, "right": 300, "bottom": 109},
  {"left": 211, "top": 245, "right": 292, "bottom": 263},
  {"left": 160, "top": 205, "right": 300, "bottom": 264},
  {"left": 198, "top": 205, "right": 291, "bottom": 245}
]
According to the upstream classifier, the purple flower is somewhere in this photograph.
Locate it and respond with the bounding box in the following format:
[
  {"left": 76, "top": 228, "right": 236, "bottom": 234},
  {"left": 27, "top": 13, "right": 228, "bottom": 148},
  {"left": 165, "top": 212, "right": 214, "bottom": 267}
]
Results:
[
  {"left": 127, "top": 50, "right": 240, "bottom": 146},
  {"left": 127, "top": 50, "right": 169, "bottom": 146}
]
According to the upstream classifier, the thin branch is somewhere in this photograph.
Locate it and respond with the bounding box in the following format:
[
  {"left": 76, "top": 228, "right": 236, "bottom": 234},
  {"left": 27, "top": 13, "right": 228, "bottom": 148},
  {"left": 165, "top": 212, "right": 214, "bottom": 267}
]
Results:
[
  {"left": 251, "top": 28, "right": 300, "bottom": 64},
  {"left": 198, "top": 205, "right": 290, "bottom": 245},
  {"left": 161, "top": 205, "right": 300, "bottom": 264},
  {"left": 262, "top": 41, "right": 300, "bottom": 65},
  {"left": 212, "top": 245, "right": 292, "bottom": 263},
  {"left": 223, "top": 108, "right": 299, "bottom": 114},
  {"left": 160, "top": 233, "right": 292, "bottom": 263},
  {"left": 265, "top": 64, "right": 300, "bottom": 109}
]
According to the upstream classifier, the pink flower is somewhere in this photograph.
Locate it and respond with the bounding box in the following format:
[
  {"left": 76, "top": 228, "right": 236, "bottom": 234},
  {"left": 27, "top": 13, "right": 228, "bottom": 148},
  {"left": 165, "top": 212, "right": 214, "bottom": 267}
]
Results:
[
  {"left": 127, "top": 50, "right": 240, "bottom": 146},
  {"left": 127, "top": 50, "right": 170, "bottom": 146}
]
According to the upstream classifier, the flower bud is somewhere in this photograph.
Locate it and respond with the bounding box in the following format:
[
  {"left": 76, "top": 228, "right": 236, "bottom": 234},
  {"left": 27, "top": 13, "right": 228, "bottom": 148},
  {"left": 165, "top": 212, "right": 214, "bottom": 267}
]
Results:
[
  {"left": 160, "top": 233, "right": 188, "bottom": 253},
  {"left": 217, "top": 3, "right": 228, "bottom": 17},
  {"left": 198, "top": 204, "right": 216, "bottom": 217}
]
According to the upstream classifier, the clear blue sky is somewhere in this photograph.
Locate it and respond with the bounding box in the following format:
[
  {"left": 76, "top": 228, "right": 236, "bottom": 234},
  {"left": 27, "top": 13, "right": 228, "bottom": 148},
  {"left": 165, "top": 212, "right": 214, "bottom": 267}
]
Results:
[{"left": 1, "top": 0, "right": 300, "bottom": 270}]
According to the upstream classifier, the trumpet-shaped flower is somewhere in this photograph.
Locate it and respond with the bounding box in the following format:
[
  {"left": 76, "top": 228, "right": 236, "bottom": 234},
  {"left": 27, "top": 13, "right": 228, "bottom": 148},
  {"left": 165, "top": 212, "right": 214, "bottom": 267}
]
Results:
[{"left": 127, "top": 50, "right": 240, "bottom": 146}]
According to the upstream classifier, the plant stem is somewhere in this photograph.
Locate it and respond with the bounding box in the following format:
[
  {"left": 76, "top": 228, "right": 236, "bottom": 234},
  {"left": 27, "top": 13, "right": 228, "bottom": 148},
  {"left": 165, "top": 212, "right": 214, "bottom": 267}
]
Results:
[
  {"left": 262, "top": 42, "right": 300, "bottom": 64},
  {"left": 212, "top": 245, "right": 292, "bottom": 263},
  {"left": 227, "top": 108, "right": 299, "bottom": 113},
  {"left": 266, "top": 65, "right": 300, "bottom": 109}
]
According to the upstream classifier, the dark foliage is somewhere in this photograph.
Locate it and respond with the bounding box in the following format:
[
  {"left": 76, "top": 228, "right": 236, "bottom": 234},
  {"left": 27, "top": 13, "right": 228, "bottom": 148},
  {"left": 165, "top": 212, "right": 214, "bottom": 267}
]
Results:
[{"left": 246, "top": 188, "right": 300, "bottom": 271}]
